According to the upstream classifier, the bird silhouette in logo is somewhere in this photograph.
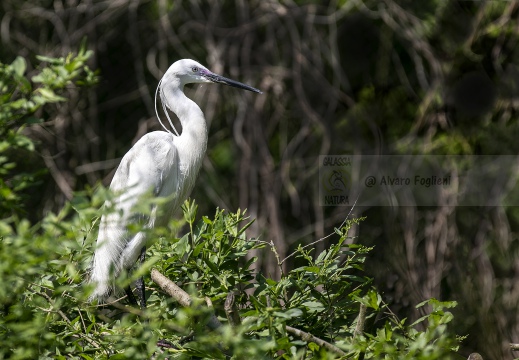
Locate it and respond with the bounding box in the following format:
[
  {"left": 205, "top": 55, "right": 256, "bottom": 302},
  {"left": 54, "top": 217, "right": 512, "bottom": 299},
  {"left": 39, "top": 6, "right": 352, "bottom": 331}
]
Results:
[{"left": 328, "top": 170, "right": 347, "bottom": 192}]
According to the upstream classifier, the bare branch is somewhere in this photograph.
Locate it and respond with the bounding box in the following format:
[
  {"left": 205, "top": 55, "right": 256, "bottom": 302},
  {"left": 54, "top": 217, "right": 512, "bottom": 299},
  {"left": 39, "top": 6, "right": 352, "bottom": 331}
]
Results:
[
  {"left": 150, "top": 268, "right": 222, "bottom": 330},
  {"left": 353, "top": 303, "right": 367, "bottom": 339},
  {"left": 285, "top": 325, "right": 346, "bottom": 356},
  {"left": 224, "top": 292, "right": 241, "bottom": 327},
  {"left": 467, "top": 353, "right": 484, "bottom": 360}
]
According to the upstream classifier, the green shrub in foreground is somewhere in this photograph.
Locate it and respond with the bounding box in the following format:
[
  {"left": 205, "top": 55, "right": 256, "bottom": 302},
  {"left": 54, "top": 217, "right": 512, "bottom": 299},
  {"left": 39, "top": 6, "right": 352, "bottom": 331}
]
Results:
[{"left": 0, "top": 193, "right": 462, "bottom": 359}]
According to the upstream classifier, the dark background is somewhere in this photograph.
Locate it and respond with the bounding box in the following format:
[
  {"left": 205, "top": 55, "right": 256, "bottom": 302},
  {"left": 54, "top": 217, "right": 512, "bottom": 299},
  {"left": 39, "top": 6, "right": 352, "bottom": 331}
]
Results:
[{"left": 2, "top": 1, "right": 519, "bottom": 358}]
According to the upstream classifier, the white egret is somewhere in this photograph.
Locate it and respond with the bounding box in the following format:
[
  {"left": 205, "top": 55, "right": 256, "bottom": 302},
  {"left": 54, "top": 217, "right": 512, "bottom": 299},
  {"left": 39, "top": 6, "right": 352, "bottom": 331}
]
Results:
[{"left": 88, "top": 59, "right": 261, "bottom": 307}]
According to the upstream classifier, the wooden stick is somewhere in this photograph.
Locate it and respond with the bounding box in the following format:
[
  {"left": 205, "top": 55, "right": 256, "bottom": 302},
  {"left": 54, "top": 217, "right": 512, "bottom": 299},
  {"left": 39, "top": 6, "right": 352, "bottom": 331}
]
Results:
[
  {"left": 224, "top": 292, "right": 241, "bottom": 327},
  {"left": 150, "top": 268, "right": 221, "bottom": 330},
  {"left": 353, "top": 303, "right": 367, "bottom": 338},
  {"left": 467, "top": 353, "right": 484, "bottom": 360},
  {"left": 285, "top": 325, "right": 346, "bottom": 356}
]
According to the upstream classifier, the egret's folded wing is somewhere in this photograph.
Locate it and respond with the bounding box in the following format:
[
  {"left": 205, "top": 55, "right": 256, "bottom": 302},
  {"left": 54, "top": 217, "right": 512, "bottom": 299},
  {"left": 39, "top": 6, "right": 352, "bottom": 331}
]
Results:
[{"left": 89, "top": 132, "right": 178, "bottom": 300}]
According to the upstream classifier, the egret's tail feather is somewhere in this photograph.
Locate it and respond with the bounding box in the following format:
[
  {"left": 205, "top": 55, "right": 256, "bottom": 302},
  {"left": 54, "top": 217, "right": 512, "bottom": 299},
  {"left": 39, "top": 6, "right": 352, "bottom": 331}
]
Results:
[
  {"left": 88, "top": 281, "right": 111, "bottom": 303},
  {"left": 87, "top": 265, "right": 115, "bottom": 303},
  {"left": 87, "top": 250, "right": 118, "bottom": 303}
]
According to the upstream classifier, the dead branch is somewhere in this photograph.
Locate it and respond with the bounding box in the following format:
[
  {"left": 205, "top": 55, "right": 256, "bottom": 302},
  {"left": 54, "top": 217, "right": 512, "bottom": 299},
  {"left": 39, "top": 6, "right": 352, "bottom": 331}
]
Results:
[
  {"left": 285, "top": 325, "right": 346, "bottom": 357},
  {"left": 224, "top": 292, "right": 241, "bottom": 327},
  {"left": 467, "top": 353, "right": 483, "bottom": 360},
  {"left": 150, "top": 268, "right": 222, "bottom": 330},
  {"left": 353, "top": 303, "right": 367, "bottom": 338}
]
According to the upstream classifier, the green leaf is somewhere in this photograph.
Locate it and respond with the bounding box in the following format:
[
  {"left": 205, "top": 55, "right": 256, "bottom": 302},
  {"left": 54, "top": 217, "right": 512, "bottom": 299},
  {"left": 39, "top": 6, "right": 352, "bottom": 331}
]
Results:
[
  {"left": 8, "top": 98, "right": 29, "bottom": 109},
  {"left": 304, "top": 266, "right": 321, "bottom": 274},
  {"left": 35, "top": 54, "right": 64, "bottom": 65},
  {"left": 37, "top": 88, "right": 66, "bottom": 102},
  {"left": 308, "top": 342, "right": 320, "bottom": 352},
  {"left": 273, "top": 308, "right": 303, "bottom": 320},
  {"left": 11, "top": 56, "right": 26, "bottom": 76},
  {"left": 193, "top": 241, "right": 205, "bottom": 257},
  {"left": 203, "top": 256, "right": 219, "bottom": 274},
  {"left": 173, "top": 233, "right": 189, "bottom": 256},
  {"left": 302, "top": 301, "right": 325, "bottom": 313}
]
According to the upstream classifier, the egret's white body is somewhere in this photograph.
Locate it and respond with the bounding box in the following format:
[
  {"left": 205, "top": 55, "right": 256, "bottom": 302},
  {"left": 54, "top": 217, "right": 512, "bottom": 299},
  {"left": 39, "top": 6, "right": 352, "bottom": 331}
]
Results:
[{"left": 88, "top": 59, "right": 260, "bottom": 302}]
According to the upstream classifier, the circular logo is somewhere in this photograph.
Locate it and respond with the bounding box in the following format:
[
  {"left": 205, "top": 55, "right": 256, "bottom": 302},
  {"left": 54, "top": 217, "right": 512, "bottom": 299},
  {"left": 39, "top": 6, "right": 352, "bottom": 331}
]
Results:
[{"left": 322, "top": 169, "right": 349, "bottom": 193}]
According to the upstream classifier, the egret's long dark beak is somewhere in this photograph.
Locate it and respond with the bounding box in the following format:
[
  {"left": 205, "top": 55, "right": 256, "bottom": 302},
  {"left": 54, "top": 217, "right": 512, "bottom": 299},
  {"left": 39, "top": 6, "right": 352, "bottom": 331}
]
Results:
[{"left": 203, "top": 72, "right": 262, "bottom": 94}]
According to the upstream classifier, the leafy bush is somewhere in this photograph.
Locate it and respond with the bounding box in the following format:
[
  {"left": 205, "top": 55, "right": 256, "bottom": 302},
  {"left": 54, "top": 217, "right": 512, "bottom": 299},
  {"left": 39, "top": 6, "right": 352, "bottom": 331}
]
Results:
[
  {"left": 0, "top": 46, "right": 97, "bottom": 218},
  {"left": 0, "top": 193, "right": 461, "bottom": 359}
]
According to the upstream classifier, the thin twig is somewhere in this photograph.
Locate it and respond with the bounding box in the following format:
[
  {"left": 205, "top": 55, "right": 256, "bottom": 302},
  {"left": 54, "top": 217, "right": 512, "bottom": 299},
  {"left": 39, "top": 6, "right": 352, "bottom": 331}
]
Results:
[
  {"left": 285, "top": 325, "right": 346, "bottom": 356},
  {"left": 41, "top": 149, "right": 74, "bottom": 200},
  {"left": 109, "top": 301, "right": 145, "bottom": 317},
  {"left": 33, "top": 290, "right": 71, "bottom": 324},
  {"left": 95, "top": 294, "right": 131, "bottom": 307},
  {"left": 281, "top": 195, "right": 359, "bottom": 265},
  {"left": 248, "top": 239, "right": 283, "bottom": 275},
  {"left": 32, "top": 289, "right": 102, "bottom": 350},
  {"left": 78, "top": 306, "right": 88, "bottom": 334}
]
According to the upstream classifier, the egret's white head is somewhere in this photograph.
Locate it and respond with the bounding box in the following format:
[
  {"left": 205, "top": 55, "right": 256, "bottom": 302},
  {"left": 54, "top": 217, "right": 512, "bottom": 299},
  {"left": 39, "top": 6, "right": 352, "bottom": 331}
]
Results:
[
  {"left": 166, "top": 59, "right": 212, "bottom": 86},
  {"left": 155, "top": 59, "right": 261, "bottom": 135},
  {"left": 164, "top": 59, "right": 262, "bottom": 93}
]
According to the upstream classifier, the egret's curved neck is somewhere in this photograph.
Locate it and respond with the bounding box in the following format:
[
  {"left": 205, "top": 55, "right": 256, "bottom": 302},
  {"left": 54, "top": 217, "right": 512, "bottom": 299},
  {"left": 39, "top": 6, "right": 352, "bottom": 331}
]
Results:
[{"left": 161, "top": 78, "right": 208, "bottom": 167}]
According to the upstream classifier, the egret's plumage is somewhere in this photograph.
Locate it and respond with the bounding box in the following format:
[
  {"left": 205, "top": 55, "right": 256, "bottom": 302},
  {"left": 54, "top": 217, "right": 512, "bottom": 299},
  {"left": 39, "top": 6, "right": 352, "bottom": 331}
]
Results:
[{"left": 88, "top": 59, "right": 261, "bottom": 302}]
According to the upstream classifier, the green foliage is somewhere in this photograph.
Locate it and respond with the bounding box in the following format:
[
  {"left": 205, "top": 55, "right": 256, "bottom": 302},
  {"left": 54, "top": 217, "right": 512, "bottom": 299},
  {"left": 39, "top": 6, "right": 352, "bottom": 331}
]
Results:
[
  {"left": 0, "top": 46, "right": 97, "bottom": 218},
  {"left": 0, "top": 194, "right": 462, "bottom": 359},
  {"left": 339, "top": 298, "right": 461, "bottom": 360},
  {"left": 155, "top": 201, "right": 259, "bottom": 298}
]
